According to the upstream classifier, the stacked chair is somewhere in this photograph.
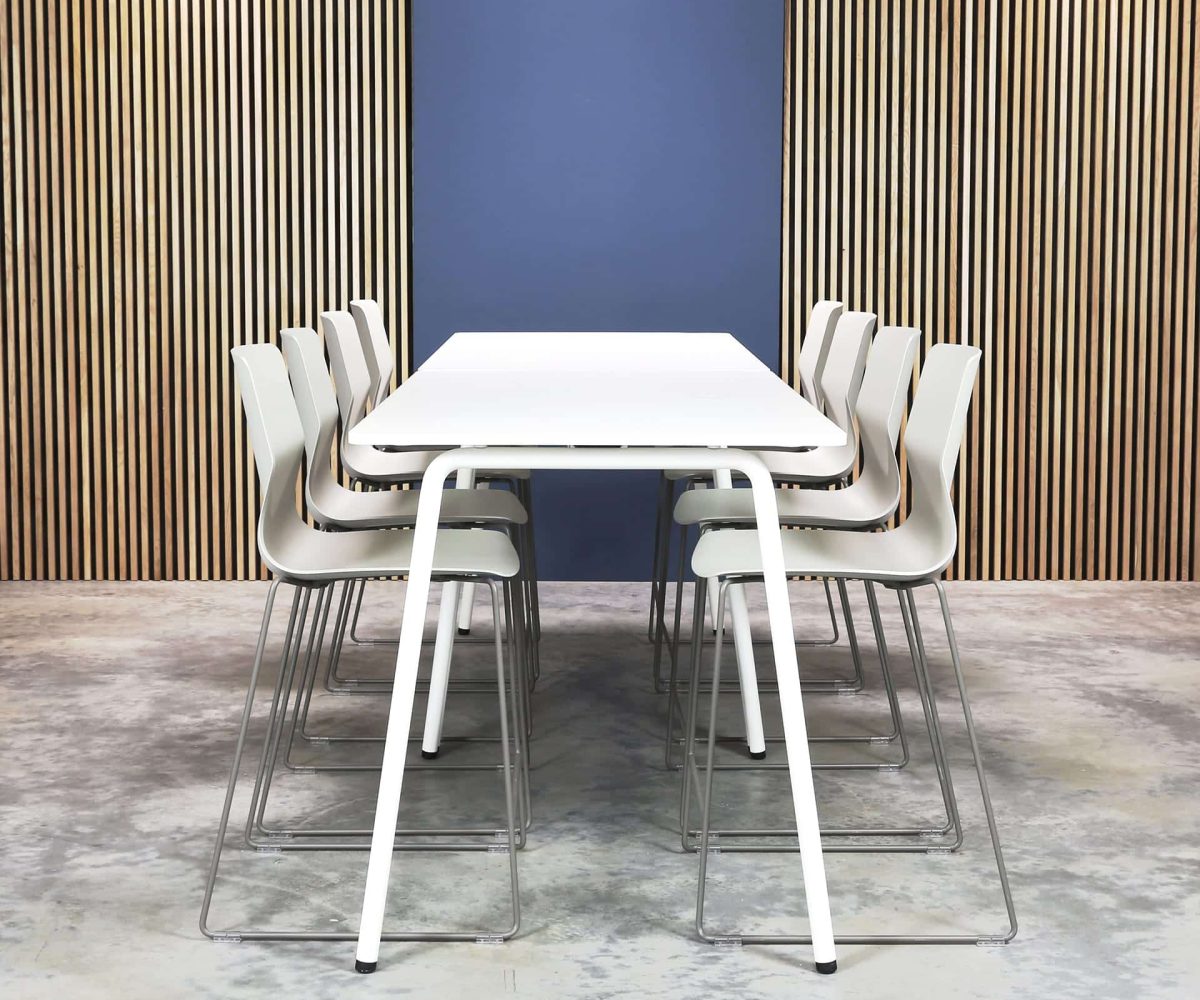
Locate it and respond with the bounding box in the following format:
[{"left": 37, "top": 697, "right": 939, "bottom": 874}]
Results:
[
  {"left": 671, "top": 329, "right": 1016, "bottom": 945},
  {"left": 327, "top": 305, "right": 541, "bottom": 656},
  {"left": 312, "top": 309, "right": 541, "bottom": 691},
  {"left": 647, "top": 302, "right": 849, "bottom": 689},
  {"left": 201, "top": 314, "right": 535, "bottom": 943},
  {"left": 349, "top": 299, "right": 395, "bottom": 411},
  {"left": 667, "top": 323, "right": 921, "bottom": 775},
  {"left": 654, "top": 308, "right": 877, "bottom": 763},
  {"left": 281, "top": 327, "right": 532, "bottom": 750}
]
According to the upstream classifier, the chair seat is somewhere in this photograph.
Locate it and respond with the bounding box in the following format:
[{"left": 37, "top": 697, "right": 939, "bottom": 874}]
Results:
[
  {"left": 478, "top": 469, "right": 531, "bottom": 481},
  {"left": 754, "top": 448, "right": 854, "bottom": 484},
  {"left": 314, "top": 484, "right": 528, "bottom": 531},
  {"left": 662, "top": 448, "right": 845, "bottom": 486},
  {"left": 344, "top": 444, "right": 529, "bottom": 486},
  {"left": 674, "top": 483, "right": 895, "bottom": 531},
  {"left": 342, "top": 445, "right": 443, "bottom": 484},
  {"left": 690, "top": 525, "right": 951, "bottom": 586},
  {"left": 269, "top": 526, "right": 521, "bottom": 584}
]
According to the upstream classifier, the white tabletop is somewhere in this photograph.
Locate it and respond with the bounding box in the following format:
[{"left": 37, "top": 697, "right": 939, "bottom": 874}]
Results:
[
  {"left": 352, "top": 332, "right": 843, "bottom": 450},
  {"left": 420, "top": 331, "right": 770, "bottom": 373}
]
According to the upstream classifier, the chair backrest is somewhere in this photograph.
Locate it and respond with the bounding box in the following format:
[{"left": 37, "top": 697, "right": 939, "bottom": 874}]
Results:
[
  {"left": 854, "top": 325, "right": 921, "bottom": 495},
  {"left": 230, "top": 342, "right": 309, "bottom": 576},
  {"left": 817, "top": 310, "right": 875, "bottom": 450},
  {"left": 320, "top": 310, "right": 372, "bottom": 436},
  {"left": 349, "top": 298, "right": 393, "bottom": 409},
  {"left": 899, "top": 343, "right": 982, "bottom": 575},
  {"left": 795, "top": 300, "right": 843, "bottom": 408},
  {"left": 280, "top": 327, "right": 342, "bottom": 521}
]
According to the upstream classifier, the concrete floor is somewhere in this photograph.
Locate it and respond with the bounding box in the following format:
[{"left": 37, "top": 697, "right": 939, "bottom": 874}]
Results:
[{"left": 1, "top": 580, "right": 1198, "bottom": 999}]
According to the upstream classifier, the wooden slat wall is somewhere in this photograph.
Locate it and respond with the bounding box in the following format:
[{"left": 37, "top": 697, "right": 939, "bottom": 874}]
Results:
[
  {"left": 3, "top": 2, "right": 1197, "bottom": 582},
  {"left": 782, "top": 0, "right": 1200, "bottom": 580},
  {"left": 0, "top": 0, "right": 411, "bottom": 581}
]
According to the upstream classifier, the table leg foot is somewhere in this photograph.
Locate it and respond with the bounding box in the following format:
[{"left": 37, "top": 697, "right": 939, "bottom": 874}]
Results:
[
  {"left": 355, "top": 960, "right": 377, "bottom": 974},
  {"left": 748, "top": 748, "right": 767, "bottom": 760},
  {"left": 816, "top": 960, "right": 837, "bottom": 975},
  {"left": 458, "top": 627, "right": 471, "bottom": 636},
  {"left": 421, "top": 748, "right": 440, "bottom": 760}
]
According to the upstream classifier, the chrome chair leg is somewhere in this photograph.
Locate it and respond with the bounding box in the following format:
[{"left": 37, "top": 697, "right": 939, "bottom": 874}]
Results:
[
  {"left": 245, "top": 587, "right": 319, "bottom": 843},
  {"left": 861, "top": 581, "right": 909, "bottom": 764},
  {"left": 250, "top": 577, "right": 529, "bottom": 846},
  {"left": 515, "top": 477, "right": 541, "bottom": 648},
  {"left": 663, "top": 525, "right": 693, "bottom": 769},
  {"left": 347, "top": 577, "right": 372, "bottom": 645},
  {"left": 285, "top": 584, "right": 336, "bottom": 762},
  {"left": 667, "top": 575, "right": 907, "bottom": 773},
  {"left": 301, "top": 530, "right": 536, "bottom": 750},
  {"left": 413, "top": 525, "right": 534, "bottom": 758},
  {"left": 693, "top": 582, "right": 729, "bottom": 914},
  {"left": 515, "top": 513, "right": 541, "bottom": 685},
  {"left": 200, "top": 576, "right": 520, "bottom": 945},
  {"left": 682, "top": 579, "right": 955, "bottom": 852},
  {"left": 484, "top": 577, "right": 522, "bottom": 940},
  {"left": 651, "top": 514, "right": 686, "bottom": 694},
  {"left": 897, "top": 588, "right": 963, "bottom": 850},
  {"left": 929, "top": 582, "right": 1017, "bottom": 939},
  {"left": 241, "top": 587, "right": 312, "bottom": 846},
  {"left": 690, "top": 581, "right": 1017, "bottom": 947},
  {"left": 202, "top": 579, "right": 523, "bottom": 943},
  {"left": 677, "top": 575, "right": 711, "bottom": 843},
  {"left": 350, "top": 492, "right": 539, "bottom": 655},
  {"left": 663, "top": 527, "right": 857, "bottom": 692},
  {"left": 293, "top": 587, "right": 339, "bottom": 744},
  {"left": 648, "top": 472, "right": 676, "bottom": 646},
  {"left": 696, "top": 574, "right": 844, "bottom": 655},
  {"left": 199, "top": 580, "right": 283, "bottom": 940},
  {"left": 324, "top": 580, "right": 357, "bottom": 689},
  {"left": 833, "top": 579, "right": 865, "bottom": 691},
  {"left": 648, "top": 477, "right": 845, "bottom": 654},
  {"left": 328, "top": 576, "right": 525, "bottom": 696},
  {"left": 289, "top": 644, "right": 526, "bottom": 772},
  {"left": 503, "top": 577, "right": 533, "bottom": 829}
]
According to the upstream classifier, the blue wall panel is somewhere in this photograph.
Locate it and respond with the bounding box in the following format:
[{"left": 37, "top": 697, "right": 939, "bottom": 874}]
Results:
[{"left": 412, "top": 0, "right": 784, "bottom": 579}]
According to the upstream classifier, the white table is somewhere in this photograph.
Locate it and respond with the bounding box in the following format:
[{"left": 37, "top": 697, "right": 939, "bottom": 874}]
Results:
[
  {"left": 348, "top": 331, "right": 844, "bottom": 973},
  {"left": 417, "top": 330, "right": 772, "bottom": 374}
]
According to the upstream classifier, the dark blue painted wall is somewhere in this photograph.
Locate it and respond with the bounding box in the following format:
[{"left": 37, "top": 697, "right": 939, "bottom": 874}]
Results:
[{"left": 412, "top": 0, "right": 784, "bottom": 580}]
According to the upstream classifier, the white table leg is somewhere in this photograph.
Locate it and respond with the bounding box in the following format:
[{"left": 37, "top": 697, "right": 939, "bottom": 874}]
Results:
[
  {"left": 455, "top": 479, "right": 489, "bottom": 632},
  {"left": 420, "top": 469, "right": 473, "bottom": 755},
  {"left": 355, "top": 448, "right": 834, "bottom": 974},
  {"left": 711, "top": 468, "right": 766, "bottom": 757},
  {"left": 455, "top": 579, "right": 476, "bottom": 632},
  {"left": 741, "top": 461, "right": 836, "bottom": 972},
  {"left": 420, "top": 582, "right": 461, "bottom": 757},
  {"left": 355, "top": 458, "right": 454, "bottom": 973}
]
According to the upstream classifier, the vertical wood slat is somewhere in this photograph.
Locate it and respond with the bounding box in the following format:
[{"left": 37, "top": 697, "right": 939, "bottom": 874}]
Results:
[
  {"left": 0, "top": 1, "right": 412, "bottom": 581},
  {"left": 780, "top": 0, "right": 1200, "bottom": 581}
]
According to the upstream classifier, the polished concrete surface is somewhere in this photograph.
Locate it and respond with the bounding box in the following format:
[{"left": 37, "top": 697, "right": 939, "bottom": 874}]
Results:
[{"left": 1, "top": 580, "right": 1198, "bottom": 999}]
